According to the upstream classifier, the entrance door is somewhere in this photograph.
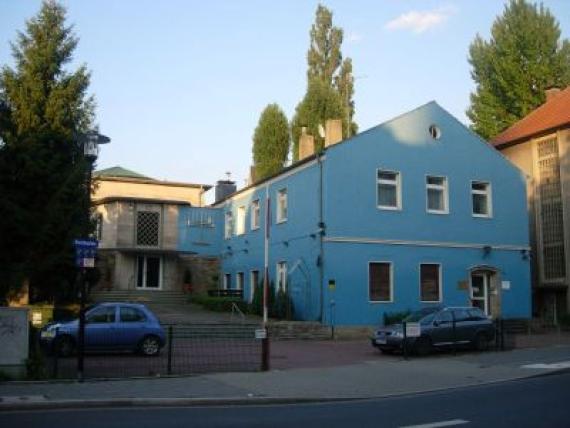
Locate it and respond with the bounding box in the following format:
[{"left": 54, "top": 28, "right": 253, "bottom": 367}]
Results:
[
  {"left": 471, "top": 272, "right": 491, "bottom": 315},
  {"left": 136, "top": 256, "right": 161, "bottom": 289}
]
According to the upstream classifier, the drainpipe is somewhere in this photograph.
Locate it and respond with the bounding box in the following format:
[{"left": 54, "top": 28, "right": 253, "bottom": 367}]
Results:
[
  {"left": 318, "top": 153, "right": 325, "bottom": 322},
  {"left": 263, "top": 184, "right": 270, "bottom": 325}
]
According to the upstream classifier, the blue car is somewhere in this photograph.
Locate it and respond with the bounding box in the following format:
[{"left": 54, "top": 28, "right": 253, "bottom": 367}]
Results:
[{"left": 40, "top": 302, "right": 166, "bottom": 356}]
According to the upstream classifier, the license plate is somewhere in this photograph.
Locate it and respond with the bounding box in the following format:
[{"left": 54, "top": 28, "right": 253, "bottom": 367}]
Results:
[
  {"left": 375, "top": 338, "right": 386, "bottom": 345},
  {"left": 40, "top": 331, "right": 55, "bottom": 339}
]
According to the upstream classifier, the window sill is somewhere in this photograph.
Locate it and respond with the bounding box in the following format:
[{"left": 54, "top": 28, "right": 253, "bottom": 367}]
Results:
[
  {"left": 369, "top": 300, "right": 393, "bottom": 304},
  {"left": 276, "top": 219, "right": 288, "bottom": 224},
  {"left": 377, "top": 206, "right": 401, "bottom": 211},
  {"left": 427, "top": 210, "right": 449, "bottom": 215},
  {"left": 472, "top": 214, "right": 492, "bottom": 219}
]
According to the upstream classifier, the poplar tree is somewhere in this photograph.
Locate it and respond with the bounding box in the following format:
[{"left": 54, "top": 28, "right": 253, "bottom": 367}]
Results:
[
  {"left": 0, "top": 0, "right": 96, "bottom": 303},
  {"left": 252, "top": 104, "right": 290, "bottom": 180},
  {"left": 467, "top": 0, "right": 570, "bottom": 140},
  {"left": 291, "top": 4, "right": 357, "bottom": 160}
]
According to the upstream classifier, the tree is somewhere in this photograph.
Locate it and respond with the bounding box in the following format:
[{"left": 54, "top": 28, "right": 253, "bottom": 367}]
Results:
[
  {"left": 0, "top": 0, "right": 96, "bottom": 304},
  {"left": 290, "top": 78, "right": 344, "bottom": 159},
  {"left": 467, "top": 0, "right": 570, "bottom": 140},
  {"left": 291, "top": 4, "right": 356, "bottom": 160},
  {"left": 252, "top": 104, "right": 290, "bottom": 180}
]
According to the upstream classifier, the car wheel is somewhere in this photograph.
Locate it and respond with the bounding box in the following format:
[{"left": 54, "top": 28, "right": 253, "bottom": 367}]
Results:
[
  {"left": 56, "top": 335, "right": 75, "bottom": 357},
  {"left": 140, "top": 335, "right": 161, "bottom": 356},
  {"left": 474, "top": 333, "right": 489, "bottom": 351},
  {"left": 414, "top": 337, "right": 432, "bottom": 356}
]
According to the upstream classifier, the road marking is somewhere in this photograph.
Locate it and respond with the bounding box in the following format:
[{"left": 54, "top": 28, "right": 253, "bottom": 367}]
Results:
[
  {"left": 400, "top": 419, "right": 469, "bottom": 428},
  {"left": 521, "top": 361, "right": 570, "bottom": 370}
]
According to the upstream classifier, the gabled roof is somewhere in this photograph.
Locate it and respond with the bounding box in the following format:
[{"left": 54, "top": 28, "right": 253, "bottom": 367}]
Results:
[
  {"left": 491, "top": 87, "right": 570, "bottom": 148},
  {"left": 94, "top": 166, "right": 154, "bottom": 180}
]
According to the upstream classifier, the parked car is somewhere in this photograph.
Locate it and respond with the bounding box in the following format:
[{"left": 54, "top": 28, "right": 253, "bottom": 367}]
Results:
[
  {"left": 371, "top": 306, "right": 495, "bottom": 356},
  {"left": 40, "top": 302, "right": 166, "bottom": 357}
]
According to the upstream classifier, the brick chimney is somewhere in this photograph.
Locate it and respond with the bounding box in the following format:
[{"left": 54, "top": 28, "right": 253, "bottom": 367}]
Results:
[
  {"left": 324, "top": 119, "right": 343, "bottom": 147},
  {"left": 545, "top": 87, "right": 561, "bottom": 102},
  {"left": 298, "top": 127, "right": 315, "bottom": 160}
]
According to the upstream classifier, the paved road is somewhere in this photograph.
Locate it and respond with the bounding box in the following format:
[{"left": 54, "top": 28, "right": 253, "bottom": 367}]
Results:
[{"left": 2, "top": 371, "right": 568, "bottom": 427}]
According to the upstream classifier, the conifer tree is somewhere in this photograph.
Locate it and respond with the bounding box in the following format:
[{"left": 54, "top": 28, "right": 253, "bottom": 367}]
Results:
[
  {"left": 252, "top": 104, "right": 290, "bottom": 180},
  {"left": 467, "top": 0, "right": 570, "bottom": 139},
  {"left": 291, "top": 4, "right": 357, "bottom": 160},
  {"left": 0, "top": 0, "right": 96, "bottom": 303}
]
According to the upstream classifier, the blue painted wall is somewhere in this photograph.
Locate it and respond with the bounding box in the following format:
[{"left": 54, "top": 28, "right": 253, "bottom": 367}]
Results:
[
  {"left": 178, "top": 206, "right": 223, "bottom": 256},
  {"left": 179, "top": 102, "right": 531, "bottom": 325}
]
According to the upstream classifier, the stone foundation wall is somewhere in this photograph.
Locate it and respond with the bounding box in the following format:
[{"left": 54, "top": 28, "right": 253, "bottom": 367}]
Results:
[{"left": 178, "top": 255, "right": 220, "bottom": 295}]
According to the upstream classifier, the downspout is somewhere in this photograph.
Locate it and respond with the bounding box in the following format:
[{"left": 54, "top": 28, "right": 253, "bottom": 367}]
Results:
[{"left": 318, "top": 152, "right": 325, "bottom": 322}]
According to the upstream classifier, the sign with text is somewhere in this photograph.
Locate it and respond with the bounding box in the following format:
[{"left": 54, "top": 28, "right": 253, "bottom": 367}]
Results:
[
  {"left": 74, "top": 239, "right": 98, "bottom": 268},
  {"left": 405, "top": 322, "right": 421, "bottom": 338}
]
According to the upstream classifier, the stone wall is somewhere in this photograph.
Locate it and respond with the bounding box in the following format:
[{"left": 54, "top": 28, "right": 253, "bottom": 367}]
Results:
[{"left": 179, "top": 255, "right": 220, "bottom": 295}]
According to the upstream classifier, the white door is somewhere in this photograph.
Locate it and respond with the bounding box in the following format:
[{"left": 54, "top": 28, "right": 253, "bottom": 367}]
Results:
[{"left": 471, "top": 272, "right": 490, "bottom": 315}]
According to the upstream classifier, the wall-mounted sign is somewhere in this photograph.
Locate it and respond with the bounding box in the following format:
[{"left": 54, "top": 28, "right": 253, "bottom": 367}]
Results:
[
  {"left": 328, "top": 279, "right": 336, "bottom": 291},
  {"left": 457, "top": 280, "right": 468, "bottom": 290},
  {"left": 501, "top": 281, "right": 511, "bottom": 290},
  {"left": 405, "top": 323, "right": 421, "bottom": 338}
]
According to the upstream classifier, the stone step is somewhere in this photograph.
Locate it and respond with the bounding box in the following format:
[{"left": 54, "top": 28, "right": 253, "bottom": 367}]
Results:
[
  {"left": 90, "top": 290, "right": 187, "bottom": 305},
  {"left": 268, "top": 321, "right": 332, "bottom": 341}
]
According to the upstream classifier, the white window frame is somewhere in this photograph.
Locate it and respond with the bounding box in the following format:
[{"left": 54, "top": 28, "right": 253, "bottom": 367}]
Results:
[
  {"left": 276, "top": 261, "right": 287, "bottom": 292},
  {"left": 236, "top": 205, "right": 246, "bottom": 235},
  {"left": 276, "top": 188, "right": 288, "bottom": 223},
  {"left": 250, "top": 270, "right": 259, "bottom": 302},
  {"left": 426, "top": 175, "right": 449, "bottom": 214},
  {"left": 223, "top": 273, "right": 231, "bottom": 290},
  {"left": 376, "top": 169, "right": 402, "bottom": 211},
  {"left": 224, "top": 211, "right": 233, "bottom": 239},
  {"left": 368, "top": 261, "right": 393, "bottom": 303},
  {"left": 251, "top": 199, "right": 260, "bottom": 230},
  {"left": 419, "top": 263, "right": 442, "bottom": 303},
  {"left": 471, "top": 180, "right": 492, "bottom": 218},
  {"left": 236, "top": 272, "right": 244, "bottom": 291}
]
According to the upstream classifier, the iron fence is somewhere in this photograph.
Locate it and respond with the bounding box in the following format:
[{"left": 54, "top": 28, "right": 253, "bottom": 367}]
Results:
[{"left": 38, "top": 323, "right": 265, "bottom": 380}]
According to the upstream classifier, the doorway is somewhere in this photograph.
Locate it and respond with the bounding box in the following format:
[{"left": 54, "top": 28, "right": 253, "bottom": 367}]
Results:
[{"left": 470, "top": 271, "right": 492, "bottom": 315}]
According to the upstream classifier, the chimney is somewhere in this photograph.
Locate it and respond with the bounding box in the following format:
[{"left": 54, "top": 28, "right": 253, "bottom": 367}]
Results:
[
  {"left": 324, "top": 119, "right": 343, "bottom": 147},
  {"left": 545, "top": 87, "right": 561, "bottom": 102},
  {"left": 298, "top": 127, "right": 315, "bottom": 160},
  {"left": 248, "top": 165, "right": 257, "bottom": 185},
  {"left": 214, "top": 179, "right": 236, "bottom": 203}
]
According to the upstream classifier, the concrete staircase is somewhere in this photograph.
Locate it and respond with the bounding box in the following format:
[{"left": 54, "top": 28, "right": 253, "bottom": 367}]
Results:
[
  {"left": 89, "top": 289, "right": 187, "bottom": 305},
  {"left": 268, "top": 321, "right": 333, "bottom": 340}
]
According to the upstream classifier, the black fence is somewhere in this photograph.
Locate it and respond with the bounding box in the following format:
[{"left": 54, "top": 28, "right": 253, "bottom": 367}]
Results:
[{"left": 36, "top": 323, "right": 265, "bottom": 380}]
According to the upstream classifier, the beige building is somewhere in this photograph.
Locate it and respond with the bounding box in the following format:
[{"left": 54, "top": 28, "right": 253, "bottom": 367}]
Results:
[
  {"left": 92, "top": 166, "right": 211, "bottom": 293},
  {"left": 492, "top": 87, "right": 570, "bottom": 322}
]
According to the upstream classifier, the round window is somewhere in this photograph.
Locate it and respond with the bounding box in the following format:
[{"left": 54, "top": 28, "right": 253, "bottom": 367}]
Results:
[{"left": 429, "top": 125, "right": 441, "bottom": 140}]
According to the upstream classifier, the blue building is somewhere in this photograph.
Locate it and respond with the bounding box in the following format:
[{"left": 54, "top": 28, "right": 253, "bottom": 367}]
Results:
[{"left": 178, "top": 102, "right": 531, "bottom": 325}]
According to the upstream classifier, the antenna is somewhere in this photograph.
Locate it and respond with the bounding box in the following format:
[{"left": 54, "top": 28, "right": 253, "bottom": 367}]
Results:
[
  {"left": 225, "top": 171, "right": 232, "bottom": 181},
  {"left": 318, "top": 124, "right": 325, "bottom": 139}
]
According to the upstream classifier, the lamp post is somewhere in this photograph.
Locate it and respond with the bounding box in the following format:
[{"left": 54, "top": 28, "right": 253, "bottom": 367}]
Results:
[{"left": 76, "top": 131, "right": 110, "bottom": 382}]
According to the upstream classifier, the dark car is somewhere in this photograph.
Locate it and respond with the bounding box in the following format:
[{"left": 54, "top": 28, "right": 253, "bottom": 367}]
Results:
[
  {"left": 40, "top": 302, "right": 166, "bottom": 356},
  {"left": 371, "top": 306, "right": 495, "bottom": 355}
]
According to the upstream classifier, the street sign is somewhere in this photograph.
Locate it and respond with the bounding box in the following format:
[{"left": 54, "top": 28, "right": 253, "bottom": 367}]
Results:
[
  {"left": 405, "top": 322, "right": 421, "bottom": 338},
  {"left": 255, "top": 328, "right": 267, "bottom": 340},
  {"left": 73, "top": 239, "right": 98, "bottom": 268}
]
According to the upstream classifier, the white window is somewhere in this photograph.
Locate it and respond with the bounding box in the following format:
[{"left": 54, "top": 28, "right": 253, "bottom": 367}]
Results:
[
  {"left": 377, "top": 170, "right": 401, "bottom": 210},
  {"left": 276, "top": 189, "right": 288, "bottom": 223},
  {"left": 420, "top": 264, "right": 441, "bottom": 302},
  {"left": 223, "top": 273, "right": 231, "bottom": 290},
  {"left": 236, "top": 205, "right": 246, "bottom": 235},
  {"left": 250, "top": 270, "right": 259, "bottom": 302},
  {"left": 236, "top": 272, "right": 244, "bottom": 290},
  {"left": 224, "top": 211, "right": 233, "bottom": 239},
  {"left": 426, "top": 176, "right": 448, "bottom": 214},
  {"left": 471, "top": 181, "right": 492, "bottom": 217},
  {"left": 276, "top": 261, "right": 287, "bottom": 292},
  {"left": 369, "top": 262, "right": 392, "bottom": 302},
  {"left": 251, "top": 199, "right": 260, "bottom": 230}
]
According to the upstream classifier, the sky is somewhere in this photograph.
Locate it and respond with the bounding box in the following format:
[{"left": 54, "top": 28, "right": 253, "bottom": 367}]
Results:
[{"left": 2, "top": 0, "right": 570, "bottom": 195}]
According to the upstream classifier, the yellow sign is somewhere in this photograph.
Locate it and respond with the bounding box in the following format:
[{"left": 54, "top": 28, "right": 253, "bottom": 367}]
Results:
[{"left": 328, "top": 280, "right": 336, "bottom": 291}]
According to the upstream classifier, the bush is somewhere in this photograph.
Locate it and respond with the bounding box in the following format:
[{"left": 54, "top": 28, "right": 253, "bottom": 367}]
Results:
[
  {"left": 383, "top": 310, "right": 411, "bottom": 326},
  {"left": 559, "top": 313, "right": 570, "bottom": 327},
  {"left": 272, "top": 288, "right": 294, "bottom": 320},
  {"left": 189, "top": 295, "right": 249, "bottom": 313}
]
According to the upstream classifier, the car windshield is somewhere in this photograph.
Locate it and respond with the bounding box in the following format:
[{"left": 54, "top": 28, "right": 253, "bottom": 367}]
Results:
[{"left": 403, "top": 308, "right": 438, "bottom": 323}]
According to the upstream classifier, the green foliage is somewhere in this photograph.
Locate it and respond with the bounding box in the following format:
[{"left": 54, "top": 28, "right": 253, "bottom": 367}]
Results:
[
  {"left": 252, "top": 103, "right": 290, "bottom": 180},
  {"left": 292, "top": 4, "right": 357, "bottom": 160},
  {"left": 189, "top": 295, "right": 249, "bottom": 313},
  {"left": 383, "top": 310, "right": 411, "bottom": 326},
  {"left": 467, "top": 0, "right": 570, "bottom": 140},
  {"left": 26, "top": 326, "right": 49, "bottom": 379},
  {"left": 250, "top": 280, "right": 264, "bottom": 316},
  {"left": 272, "top": 288, "right": 294, "bottom": 320},
  {"left": 291, "top": 78, "right": 344, "bottom": 159},
  {"left": 0, "top": 1, "right": 95, "bottom": 303}
]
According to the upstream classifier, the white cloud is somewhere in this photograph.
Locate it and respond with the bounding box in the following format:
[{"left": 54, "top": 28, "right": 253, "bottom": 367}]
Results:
[{"left": 385, "top": 6, "right": 456, "bottom": 34}]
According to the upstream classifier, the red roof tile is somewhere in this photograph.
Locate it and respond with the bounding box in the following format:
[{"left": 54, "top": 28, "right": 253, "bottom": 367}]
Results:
[{"left": 491, "top": 86, "right": 570, "bottom": 147}]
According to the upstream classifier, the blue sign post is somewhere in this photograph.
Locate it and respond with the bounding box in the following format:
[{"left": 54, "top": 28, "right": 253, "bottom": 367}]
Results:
[{"left": 73, "top": 239, "right": 98, "bottom": 268}]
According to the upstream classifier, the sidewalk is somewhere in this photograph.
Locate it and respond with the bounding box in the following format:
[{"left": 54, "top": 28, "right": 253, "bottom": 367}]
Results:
[{"left": 1, "top": 343, "right": 569, "bottom": 410}]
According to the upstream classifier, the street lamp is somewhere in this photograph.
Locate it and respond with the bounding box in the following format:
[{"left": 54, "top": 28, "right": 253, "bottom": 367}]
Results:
[{"left": 76, "top": 131, "right": 110, "bottom": 382}]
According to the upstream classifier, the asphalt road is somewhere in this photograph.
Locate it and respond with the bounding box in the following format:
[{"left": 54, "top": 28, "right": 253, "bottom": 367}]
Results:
[{"left": 2, "top": 371, "right": 569, "bottom": 428}]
